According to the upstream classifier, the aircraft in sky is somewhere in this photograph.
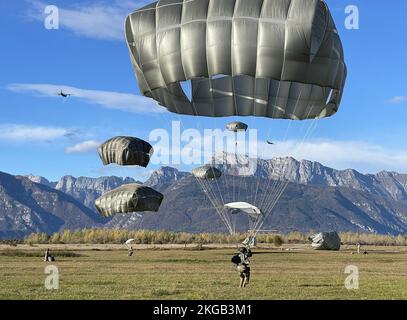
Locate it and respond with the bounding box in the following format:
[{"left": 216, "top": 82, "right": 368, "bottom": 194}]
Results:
[{"left": 57, "top": 90, "right": 72, "bottom": 98}]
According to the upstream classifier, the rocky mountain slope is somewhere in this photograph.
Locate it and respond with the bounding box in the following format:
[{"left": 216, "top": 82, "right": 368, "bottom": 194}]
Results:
[
  {"left": 0, "top": 172, "right": 103, "bottom": 239},
  {"left": 214, "top": 153, "right": 407, "bottom": 202},
  {"left": 54, "top": 176, "right": 139, "bottom": 211},
  {"left": 2, "top": 156, "right": 405, "bottom": 238}
]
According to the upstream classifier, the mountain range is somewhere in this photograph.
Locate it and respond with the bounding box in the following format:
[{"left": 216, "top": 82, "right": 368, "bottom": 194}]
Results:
[{"left": 1, "top": 155, "right": 407, "bottom": 239}]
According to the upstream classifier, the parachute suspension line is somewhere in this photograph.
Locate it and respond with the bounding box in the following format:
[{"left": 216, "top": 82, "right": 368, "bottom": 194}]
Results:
[
  {"left": 156, "top": 88, "right": 225, "bottom": 227},
  {"left": 255, "top": 120, "right": 313, "bottom": 234},
  {"left": 233, "top": 131, "right": 238, "bottom": 202},
  {"left": 259, "top": 105, "right": 317, "bottom": 222},
  {"left": 153, "top": 14, "right": 225, "bottom": 225},
  {"left": 253, "top": 176, "right": 262, "bottom": 214},
  {"left": 195, "top": 176, "right": 233, "bottom": 234},
  {"left": 192, "top": 167, "right": 226, "bottom": 227},
  {"left": 204, "top": 40, "right": 234, "bottom": 216},
  {"left": 267, "top": 119, "right": 318, "bottom": 214},
  {"left": 251, "top": 78, "right": 283, "bottom": 212},
  {"left": 229, "top": 210, "right": 237, "bottom": 235},
  {"left": 223, "top": 136, "right": 232, "bottom": 204},
  {"left": 254, "top": 119, "right": 319, "bottom": 235},
  {"left": 188, "top": 78, "right": 226, "bottom": 209},
  {"left": 136, "top": 213, "right": 147, "bottom": 231},
  {"left": 253, "top": 90, "right": 308, "bottom": 234},
  {"left": 187, "top": 76, "right": 236, "bottom": 234},
  {"left": 200, "top": 73, "right": 233, "bottom": 225},
  {"left": 256, "top": 88, "right": 304, "bottom": 222},
  {"left": 253, "top": 107, "right": 320, "bottom": 235},
  {"left": 236, "top": 132, "right": 250, "bottom": 206}
]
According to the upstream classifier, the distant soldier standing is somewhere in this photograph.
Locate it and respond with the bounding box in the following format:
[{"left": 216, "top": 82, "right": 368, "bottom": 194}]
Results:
[
  {"left": 44, "top": 248, "right": 50, "bottom": 262},
  {"left": 43, "top": 248, "right": 54, "bottom": 262}
]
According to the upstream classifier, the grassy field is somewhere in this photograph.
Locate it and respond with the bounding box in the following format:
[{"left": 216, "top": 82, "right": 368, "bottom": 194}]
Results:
[{"left": 0, "top": 244, "right": 406, "bottom": 300}]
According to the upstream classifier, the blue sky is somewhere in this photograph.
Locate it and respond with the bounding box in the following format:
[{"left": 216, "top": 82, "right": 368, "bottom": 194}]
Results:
[{"left": 1, "top": 0, "right": 407, "bottom": 181}]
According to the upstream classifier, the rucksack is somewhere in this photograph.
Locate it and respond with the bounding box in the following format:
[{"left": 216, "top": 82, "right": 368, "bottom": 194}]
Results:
[{"left": 231, "top": 254, "right": 241, "bottom": 265}]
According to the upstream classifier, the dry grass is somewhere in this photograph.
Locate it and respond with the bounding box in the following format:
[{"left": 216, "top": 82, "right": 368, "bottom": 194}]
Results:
[
  {"left": 0, "top": 245, "right": 406, "bottom": 300},
  {"left": 23, "top": 229, "right": 407, "bottom": 246}
]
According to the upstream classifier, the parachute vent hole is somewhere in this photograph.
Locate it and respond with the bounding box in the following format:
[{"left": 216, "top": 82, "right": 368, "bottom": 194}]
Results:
[{"left": 180, "top": 80, "right": 192, "bottom": 102}]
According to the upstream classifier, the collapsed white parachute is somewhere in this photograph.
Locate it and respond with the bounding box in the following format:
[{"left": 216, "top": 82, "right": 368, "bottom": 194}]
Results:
[
  {"left": 224, "top": 202, "right": 262, "bottom": 219},
  {"left": 223, "top": 202, "right": 263, "bottom": 235}
]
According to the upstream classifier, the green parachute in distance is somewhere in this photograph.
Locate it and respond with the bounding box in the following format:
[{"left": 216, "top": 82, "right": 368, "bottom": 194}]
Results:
[
  {"left": 192, "top": 165, "right": 222, "bottom": 180},
  {"left": 95, "top": 184, "right": 163, "bottom": 217},
  {"left": 98, "top": 136, "right": 154, "bottom": 168},
  {"left": 226, "top": 121, "right": 248, "bottom": 132}
]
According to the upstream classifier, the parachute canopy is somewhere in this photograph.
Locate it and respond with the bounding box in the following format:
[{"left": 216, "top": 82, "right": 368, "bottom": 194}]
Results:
[
  {"left": 192, "top": 165, "right": 222, "bottom": 180},
  {"left": 95, "top": 184, "right": 163, "bottom": 217},
  {"left": 309, "top": 231, "right": 341, "bottom": 251},
  {"left": 125, "top": 238, "right": 136, "bottom": 246},
  {"left": 125, "top": 0, "right": 346, "bottom": 119},
  {"left": 242, "top": 235, "right": 257, "bottom": 248},
  {"left": 226, "top": 121, "right": 248, "bottom": 132},
  {"left": 98, "top": 136, "right": 153, "bottom": 167},
  {"left": 224, "top": 202, "right": 262, "bottom": 220}
]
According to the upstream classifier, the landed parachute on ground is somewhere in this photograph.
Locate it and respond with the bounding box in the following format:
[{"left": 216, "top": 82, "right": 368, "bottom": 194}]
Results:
[
  {"left": 309, "top": 231, "right": 341, "bottom": 251},
  {"left": 95, "top": 184, "right": 163, "bottom": 217},
  {"left": 226, "top": 121, "right": 248, "bottom": 132},
  {"left": 192, "top": 165, "right": 222, "bottom": 180},
  {"left": 125, "top": 0, "right": 346, "bottom": 119},
  {"left": 98, "top": 136, "right": 154, "bottom": 167},
  {"left": 221, "top": 202, "right": 263, "bottom": 235}
]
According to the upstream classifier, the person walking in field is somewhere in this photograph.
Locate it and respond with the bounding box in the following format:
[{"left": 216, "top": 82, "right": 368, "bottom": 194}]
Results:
[
  {"left": 43, "top": 248, "right": 55, "bottom": 262},
  {"left": 125, "top": 239, "right": 136, "bottom": 256},
  {"left": 232, "top": 247, "right": 252, "bottom": 288}
]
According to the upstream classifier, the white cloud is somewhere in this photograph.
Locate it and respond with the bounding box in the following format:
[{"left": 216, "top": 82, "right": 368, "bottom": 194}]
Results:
[
  {"left": 150, "top": 133, "right": 407, "bottom": 173},
  {"left": 65, "top": 140, "right": 101, "bottom": 154},
  {"left": 388, "top": 96, "right": 407, "bottom": 104},
  {"left": 0, "top": 124, "right": 74, "bottom": 142},
  {"left": 27, "top": 1, "right": 150, "bottom": 41},
  {"left": 257, "top": 139, "right": 407, "bottom": 173},
  {"left": 6, "top": 83, "right": 163, "bottom": 114}
]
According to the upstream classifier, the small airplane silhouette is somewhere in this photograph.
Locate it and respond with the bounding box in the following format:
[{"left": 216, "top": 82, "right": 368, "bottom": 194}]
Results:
[
  {"left": 266, "top": 141, "right": 275, "bottom": 145},
  {"left": 57, "top": 90, "right": 72, "bottom": 98}
]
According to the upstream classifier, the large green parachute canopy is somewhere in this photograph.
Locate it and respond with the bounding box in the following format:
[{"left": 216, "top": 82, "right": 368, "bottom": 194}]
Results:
[
  {"left": 98, "top": 136, "right": 154, "bottom": 167},
  {"left": 95, "top": 184, "right": 163, "bottom": 217},
  {"left": 224, "top": 202, "right": 262, "bottom": 220},
  {"left": 226, "top": 121, "right": 248, "bottom": 132},
  {"left": 125, "top": 0, "right": 346, "bottom": 119},
  {"left": 192, "top": 165, "right": 222, "bottom": 180}
]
